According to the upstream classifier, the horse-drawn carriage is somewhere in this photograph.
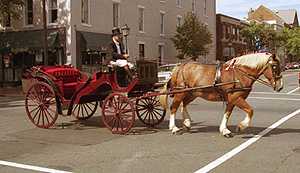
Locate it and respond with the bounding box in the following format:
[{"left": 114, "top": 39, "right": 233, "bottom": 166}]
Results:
[{"left": 22, "top": 60, "right": 166, "bottom": 134}]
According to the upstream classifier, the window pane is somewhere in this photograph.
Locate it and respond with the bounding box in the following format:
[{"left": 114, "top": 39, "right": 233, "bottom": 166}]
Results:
[
  {"left": 26, "top": 0, "right": 33, "bottom": 25},
  {"left": 160, "top": 13, "right": 164, "bottom": 34},
  {"left": 138, "top": 8, "right": 144, "bottom": 31},
  {"left": 139, "top": 44, "right": 145, "bottom": 59},
  {"left": 113, "top": 3, "right": 119, "bottom": 27},
  {"left": 51, "top": 9, "right": 58, "bottom": 23},
  {"left": 81, "top": 0, "right": 89, "bottom": 24}
]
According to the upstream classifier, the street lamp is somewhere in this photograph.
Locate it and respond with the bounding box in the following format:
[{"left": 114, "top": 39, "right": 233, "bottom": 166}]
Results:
[{"left": 121, "top": 24, "right": 130, "bottom": 54}]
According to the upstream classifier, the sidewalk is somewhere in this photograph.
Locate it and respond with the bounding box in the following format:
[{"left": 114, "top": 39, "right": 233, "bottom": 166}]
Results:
[{"left": 0, "top": 86, "right": 24, "bottom": 97}]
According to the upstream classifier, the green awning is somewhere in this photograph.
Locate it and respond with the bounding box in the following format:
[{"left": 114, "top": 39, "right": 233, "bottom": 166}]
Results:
[
  {"left": 79, "top": 31, "right": 111, "bottom": 51},
  {"left": 0, "top": 30, "right": 59, "bottom": 51}
]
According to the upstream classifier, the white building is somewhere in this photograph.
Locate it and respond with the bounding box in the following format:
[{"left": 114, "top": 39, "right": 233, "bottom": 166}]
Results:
[{"left": 0, "top": 0, "right": 216, "bottom": 83}]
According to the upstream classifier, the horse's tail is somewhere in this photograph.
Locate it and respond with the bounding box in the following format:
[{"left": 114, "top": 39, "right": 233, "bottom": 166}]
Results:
[{"left": 159, "top": 79, "right": 171, "bottom": 110}]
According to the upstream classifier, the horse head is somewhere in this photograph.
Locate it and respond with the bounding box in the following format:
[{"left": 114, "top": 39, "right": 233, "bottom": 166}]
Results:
[{"left": 261, "top": 54, "right": 283, "bottom": 92}]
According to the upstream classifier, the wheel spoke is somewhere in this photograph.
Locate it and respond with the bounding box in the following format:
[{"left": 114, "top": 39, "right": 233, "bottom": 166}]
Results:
[
  {"left": 32, "top": 108, "right": 41, "bottom": 121},
  {"left": 44, "top": 108, "right": 55, "bottom": 121},
  {"left": 43, "top": 109, "right": 50, "bottom": 125},
  {"left": 29, "top": 106, "right": 40, "bottom": 114},
  {"left": 85, "top": 103, "right": 94, "bottom": 112}
]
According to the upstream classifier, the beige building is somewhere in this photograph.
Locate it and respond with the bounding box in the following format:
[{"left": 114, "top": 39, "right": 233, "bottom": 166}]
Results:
[{"left": 0, "top": 0, "right": 216, "bottom": 84}]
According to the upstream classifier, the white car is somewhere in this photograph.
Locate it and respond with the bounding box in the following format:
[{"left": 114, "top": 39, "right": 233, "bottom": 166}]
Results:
[{"left": 157, "top": 63, "right": 180, "bottom": 84}]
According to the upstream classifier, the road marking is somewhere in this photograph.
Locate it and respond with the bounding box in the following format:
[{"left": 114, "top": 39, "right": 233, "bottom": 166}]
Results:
[
  {"left": 0, "top": 160, "right": 72, "bottom": 173},
  {"left": 248, "top": 96, "right": 300, "bottom": 101},
  {"left": 252, "top": 92, "right": 300, "bottom": 96},
  {"left": 194, "top": 108, "right": 300, "bottom": 173},
  {"left": 0, "top": 107, "right": 24, "bottom": 111},
  {"left": 287, "top": 87, "right": 300, "bottom": 94}
]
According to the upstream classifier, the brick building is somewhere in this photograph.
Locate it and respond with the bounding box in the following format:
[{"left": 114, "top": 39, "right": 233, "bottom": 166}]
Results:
[{"left": 216, "top": 14, "right": 248, "bottom": 62}]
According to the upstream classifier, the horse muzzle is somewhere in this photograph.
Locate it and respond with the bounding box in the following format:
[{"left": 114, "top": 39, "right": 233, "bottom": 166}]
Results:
[{"left": 274, "top": 77, "right": 284, "bottom": 92}]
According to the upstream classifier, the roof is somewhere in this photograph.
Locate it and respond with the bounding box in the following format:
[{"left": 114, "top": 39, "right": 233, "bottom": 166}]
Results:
[{"left": 276, "top": 9, "right": 298, "bottom": 24}]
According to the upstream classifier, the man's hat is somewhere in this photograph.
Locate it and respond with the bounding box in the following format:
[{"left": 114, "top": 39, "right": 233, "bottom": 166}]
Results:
[{"left": 112, "top": 27, "right": 121, "bottom": 36}]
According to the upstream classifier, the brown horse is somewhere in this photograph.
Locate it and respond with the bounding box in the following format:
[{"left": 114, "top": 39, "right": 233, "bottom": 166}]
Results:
[{"left": 160, "top": 53, "right": 283, "bottom": 137}]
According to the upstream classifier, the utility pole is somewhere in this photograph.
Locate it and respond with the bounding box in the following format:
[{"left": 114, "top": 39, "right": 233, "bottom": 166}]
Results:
[{"left": 42, "top": 0, "right": 48, "bottom": 65}]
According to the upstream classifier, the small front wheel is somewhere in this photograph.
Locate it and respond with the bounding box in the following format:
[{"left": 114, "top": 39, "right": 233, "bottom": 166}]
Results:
[
  {"left": 102, "top": 93, "right": 135, "bottom": 134},
  {"left": 73, "top": 101, "right": 98, "bottom": 120},
  {"left": 136, "top": 96, "right": 166, "bottom": 127}
]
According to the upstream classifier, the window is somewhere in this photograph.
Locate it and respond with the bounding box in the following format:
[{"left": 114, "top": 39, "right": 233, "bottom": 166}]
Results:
[
  {"left": 192, "top": 0, "right": 196, "bottom": 13},
  {"left": 139, "top": 43, "right": 145, "bottom": 59},
  {"left": 113, "top": 3, "right": 119, "bottom": 27},
  {"left": 204, "top": 0, "right": 207, "bottom": 16},
  {"left": 176, "top": 0, "right": 182, "bottom": 8},
  {"left": 81, "top": 0, "right": 89, "bottom": 24},
  {"left": 25, "top": 0, "right": 33, "bottom": 25},
  {"left": 176, "top": 15, "right": 182, "bottom": 27},
  {"left": 138, "top": 7, "right": 144, "bottom": 32},
  {"left": 3, "top": 13, "right": 11, "bottom": 27},
  {"left": 160, "top": 12, "right": 165, "bottom": 35},
  {"left": 49, "top": 0, "right": 58, "bottom": 23}
]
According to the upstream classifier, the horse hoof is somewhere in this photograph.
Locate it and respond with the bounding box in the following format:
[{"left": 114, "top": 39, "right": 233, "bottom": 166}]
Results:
[
  {"left": 171, "top": 127, "right": 181, "bottom": 135},
  {"left": 224, "top": 133, "right": 233, "bottom": 138}
]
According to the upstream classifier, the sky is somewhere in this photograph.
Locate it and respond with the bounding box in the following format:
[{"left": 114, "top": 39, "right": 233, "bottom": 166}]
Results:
[{"left": 216, "top": 0, "right": 300, "bottom": 20}]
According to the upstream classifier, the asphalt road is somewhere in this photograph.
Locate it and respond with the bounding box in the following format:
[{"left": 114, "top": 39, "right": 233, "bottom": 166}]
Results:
[{"left": 0, "top": 70, "right": 300, "bottom": 173}]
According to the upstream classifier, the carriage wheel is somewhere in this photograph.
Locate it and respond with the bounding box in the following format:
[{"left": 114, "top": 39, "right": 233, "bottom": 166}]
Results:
[
  {"left": 136, "top": 96, "right": 166, "bottom": 127},
  {"left": 25, "top": 82, "right": 58, "bottom": 128},
  {"left": 73, "top": 101, "right": 98, "bottom": 120},
  {"left": 102, "top": 93, "right": 135, "bottom": 134}
]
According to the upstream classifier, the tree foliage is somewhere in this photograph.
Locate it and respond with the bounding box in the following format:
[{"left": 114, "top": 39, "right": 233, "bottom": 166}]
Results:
[
  {"left": 279, "top": 27, "right": 300, "bottom": 60},
  {"left": 171, "top": 12, "right": 212, "bottom": 61},
  {"left": 240, "top": 21, "right": 279, "bottom": 52},
  {"left": 0, "top": 0, "right": 24, "bottom": 23}
]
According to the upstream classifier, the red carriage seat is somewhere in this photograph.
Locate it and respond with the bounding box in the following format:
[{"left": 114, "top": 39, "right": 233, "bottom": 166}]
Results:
[{"left": 41, "top": 66, "right": 82, "bottom": 98}]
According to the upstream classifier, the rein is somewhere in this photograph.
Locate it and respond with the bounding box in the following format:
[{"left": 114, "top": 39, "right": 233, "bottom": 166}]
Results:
[{"left": 235, "top": 67, "right": 273, "bottom": 88}]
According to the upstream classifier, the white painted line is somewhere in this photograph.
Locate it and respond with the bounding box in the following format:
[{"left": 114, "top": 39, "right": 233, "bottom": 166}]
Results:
[
  {"left": 0, "top": 107, "right": 24, "bottom": 111},
  {"left": 287, "top": 87, "right": 300, "bottom": 94},
  {"left": 251, "top": 92, "right": 300, "bottom": 96},
  {"left": 194, "top": 108, "right": 300, "bottom": 173},
  {"left": 248, "top": 96, "right": 300, "bottom": 101},
  {"left": 0, "top": 160, "right": 72, "bottom": 173}
]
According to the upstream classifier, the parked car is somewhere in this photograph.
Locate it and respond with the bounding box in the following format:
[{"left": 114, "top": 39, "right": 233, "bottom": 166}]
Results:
[
  {"left": 285, "top": 62, "right": 300, "bottom": 70},
  {"left": 157, "top": 63, "right": 180, "bottom": 84}
]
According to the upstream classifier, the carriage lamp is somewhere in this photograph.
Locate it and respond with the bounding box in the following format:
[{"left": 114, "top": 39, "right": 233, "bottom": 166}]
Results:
[{"left": 121, "top": 24, "right": 130, "bottom": 54}]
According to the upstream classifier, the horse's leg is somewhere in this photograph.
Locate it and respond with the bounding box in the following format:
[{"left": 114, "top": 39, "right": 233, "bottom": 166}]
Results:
[
  {"left": 219, "top": 103, "right": 235, "bottom": 138},
  {"left": 169, "top": 93, "right": 185, "bottom": 134},
  {"left": 181, "top": 95, "right": 196, "bottom": 130},
  {"left": 235, "top": 97, "right": 253, "bottom": 133}
]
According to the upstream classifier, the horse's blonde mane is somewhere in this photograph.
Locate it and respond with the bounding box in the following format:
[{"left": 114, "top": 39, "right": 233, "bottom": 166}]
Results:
[{"left": 226, "top": 53, "right": 272, "bottom": 68}]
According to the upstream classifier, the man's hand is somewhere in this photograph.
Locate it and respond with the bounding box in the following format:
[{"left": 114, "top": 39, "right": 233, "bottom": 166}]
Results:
[{"left": 123, "top": 54, "right": 129, "bottom": 59}]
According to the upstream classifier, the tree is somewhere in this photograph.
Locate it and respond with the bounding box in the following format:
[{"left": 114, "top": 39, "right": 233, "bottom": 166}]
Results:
[
  {"left": 171, "top": 12, "right": 212, "bottom": 61},
  {"left": 0, "top": 0, "right": 24, "bottom": 24},
  {"left": 240, "top": 21, "right": 279, "bottom": 52},
  {"left": 279, "top": 27, "right": 300, "bottom": 61}
]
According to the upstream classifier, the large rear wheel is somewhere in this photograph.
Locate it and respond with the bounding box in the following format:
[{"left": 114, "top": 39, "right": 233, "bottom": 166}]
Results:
[
  {"left": 102, "top": 93, "right": 135, "bottom": 134},
  {"left": 25, "top": 82, "right": 58, "bottom": 128}
]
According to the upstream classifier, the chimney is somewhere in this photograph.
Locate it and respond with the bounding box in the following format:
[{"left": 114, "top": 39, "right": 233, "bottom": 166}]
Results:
[{"left": 248, "top": 8, "right": 254, "bottom": 19}]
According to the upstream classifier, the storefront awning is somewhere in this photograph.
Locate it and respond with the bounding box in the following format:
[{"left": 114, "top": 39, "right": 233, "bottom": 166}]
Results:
[
  {"left": 0, "top": 30, "right": 60, "bottom": 52},
  {"left": 79, "top": 31, "right": 111, "bottom": 51}
]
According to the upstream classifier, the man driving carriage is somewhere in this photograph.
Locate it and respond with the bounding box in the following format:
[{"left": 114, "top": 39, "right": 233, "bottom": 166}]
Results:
[{"left": 109, "top": 27, "right": 134, "bottom": 85}]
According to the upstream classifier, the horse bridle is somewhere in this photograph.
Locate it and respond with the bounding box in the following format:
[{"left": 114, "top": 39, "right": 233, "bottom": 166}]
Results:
[{"left": 235, "top": 57, "right": 282, "bottom": 89}]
